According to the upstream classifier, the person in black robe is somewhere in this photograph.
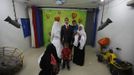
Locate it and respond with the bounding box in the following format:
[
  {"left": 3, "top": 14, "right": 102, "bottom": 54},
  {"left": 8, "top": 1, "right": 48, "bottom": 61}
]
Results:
[
  {"left": 73, "top": 25, "right": 87, "bottom": 66},
  {"left": 61, "top": 17, "right": 73, "bottom": 49},
  {"left": 39, "top": 43, "right": 60, "bottom": 75}
]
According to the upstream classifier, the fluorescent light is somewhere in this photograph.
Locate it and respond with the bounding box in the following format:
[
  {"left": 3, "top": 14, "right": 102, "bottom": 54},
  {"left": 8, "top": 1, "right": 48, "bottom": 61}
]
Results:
[
  {"left": 56, "top": 0, "right": 65, "bottom": 5},
  {"left": 56, "top": 0, "right": 62, "bottom": 5},
  {"left": 101, "top": 0, "right": 104, "bottom": 2}
]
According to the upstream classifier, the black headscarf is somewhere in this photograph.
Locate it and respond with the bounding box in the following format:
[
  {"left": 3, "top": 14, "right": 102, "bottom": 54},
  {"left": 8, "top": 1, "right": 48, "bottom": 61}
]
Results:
[{"left": 39, "top": 43, "right": 60, "bottom": 70}]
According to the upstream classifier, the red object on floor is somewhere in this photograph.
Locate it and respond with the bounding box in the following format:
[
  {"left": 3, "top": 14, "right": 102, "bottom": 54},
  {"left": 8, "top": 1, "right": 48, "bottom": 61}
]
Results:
[{"left": 98, "top": 37, "right": 110, "bottom": 47}]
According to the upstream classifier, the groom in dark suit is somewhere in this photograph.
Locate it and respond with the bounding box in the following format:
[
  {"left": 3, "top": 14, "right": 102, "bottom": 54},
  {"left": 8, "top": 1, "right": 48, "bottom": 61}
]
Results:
[{"left": 61, "top": 17, "right": 73, "bottom": 49}]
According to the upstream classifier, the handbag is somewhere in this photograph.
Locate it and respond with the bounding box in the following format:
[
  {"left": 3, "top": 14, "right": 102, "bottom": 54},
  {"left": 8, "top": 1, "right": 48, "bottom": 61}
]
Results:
[{"left": 51, "top": 54, "right": 60, "bottom": 74}]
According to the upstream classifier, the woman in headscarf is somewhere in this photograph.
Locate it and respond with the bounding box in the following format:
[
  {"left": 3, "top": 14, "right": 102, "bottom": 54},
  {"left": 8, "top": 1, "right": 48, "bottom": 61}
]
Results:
[
  {"left": 51, "top": 16, "right": 63, "bottom": 61},
  {"left": 39, "top": 16, "right": 63, "bottom": 75},
  {"left": 39, "top": 43, "right": 60, "bottom": 75},
  {"left": 73, "top": 25, "right": 87, "bottom": 66}
]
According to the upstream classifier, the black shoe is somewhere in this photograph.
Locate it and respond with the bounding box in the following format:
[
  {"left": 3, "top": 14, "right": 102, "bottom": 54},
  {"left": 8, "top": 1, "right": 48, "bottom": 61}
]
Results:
[
  {"left": 62, "top": 66, "right": 65, "bottom": 69},
  {"left": 67, "top": 66, "right": 70, "bottom": 71}
]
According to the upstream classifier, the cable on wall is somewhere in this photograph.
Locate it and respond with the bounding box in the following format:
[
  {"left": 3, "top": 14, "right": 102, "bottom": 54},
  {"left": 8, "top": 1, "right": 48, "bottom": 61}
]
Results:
[{"left": 12, "top": 0, "right": 18, "bottom": 21}]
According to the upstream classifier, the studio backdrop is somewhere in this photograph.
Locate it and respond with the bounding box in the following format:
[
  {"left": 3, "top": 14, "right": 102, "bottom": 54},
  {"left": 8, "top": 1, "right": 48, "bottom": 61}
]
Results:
[{"left": 42, "top": 8, "right": 87, "bottom": 47}]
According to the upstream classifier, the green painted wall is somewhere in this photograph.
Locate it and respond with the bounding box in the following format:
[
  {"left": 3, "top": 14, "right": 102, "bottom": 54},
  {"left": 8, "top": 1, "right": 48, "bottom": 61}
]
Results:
[{"left": 42, "top": 9, "right": 87, "bottom": 46}]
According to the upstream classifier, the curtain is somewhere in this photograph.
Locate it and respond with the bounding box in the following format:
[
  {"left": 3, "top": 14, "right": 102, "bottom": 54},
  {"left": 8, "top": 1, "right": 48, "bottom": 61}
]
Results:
[{"left": 28, "top": 6, "right": 44, "bottom": 48}]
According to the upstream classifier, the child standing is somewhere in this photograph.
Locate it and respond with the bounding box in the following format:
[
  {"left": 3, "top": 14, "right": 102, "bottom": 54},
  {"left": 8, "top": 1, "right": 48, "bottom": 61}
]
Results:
[{"left": 62, "top": 43, "right": 72, "bottom": 70}]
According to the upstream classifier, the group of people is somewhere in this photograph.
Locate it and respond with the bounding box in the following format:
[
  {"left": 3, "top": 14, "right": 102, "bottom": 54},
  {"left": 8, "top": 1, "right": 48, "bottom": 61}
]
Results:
[{"left": 39, "top": 17, "right": 87, "bottom": 75}]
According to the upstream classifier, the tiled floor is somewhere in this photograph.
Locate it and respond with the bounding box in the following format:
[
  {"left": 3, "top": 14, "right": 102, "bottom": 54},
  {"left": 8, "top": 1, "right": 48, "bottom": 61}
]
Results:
[{"left": 16, "top": 46, "right": 111, "bottom": 75}]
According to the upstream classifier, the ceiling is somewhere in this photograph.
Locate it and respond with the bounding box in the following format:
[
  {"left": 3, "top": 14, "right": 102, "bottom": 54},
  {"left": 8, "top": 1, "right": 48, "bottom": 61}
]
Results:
[{"left": 15, "top": 0, "right": 112, "bottom": 8}]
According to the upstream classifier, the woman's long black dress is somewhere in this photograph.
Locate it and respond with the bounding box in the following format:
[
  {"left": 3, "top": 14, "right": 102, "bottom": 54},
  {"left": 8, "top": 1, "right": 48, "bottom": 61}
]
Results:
[
  {"left": 73, "top": 45, "right": 85, "bottom": 66},
  {"left": 39, "top": 43, "right": 60, "bottom": 75}
]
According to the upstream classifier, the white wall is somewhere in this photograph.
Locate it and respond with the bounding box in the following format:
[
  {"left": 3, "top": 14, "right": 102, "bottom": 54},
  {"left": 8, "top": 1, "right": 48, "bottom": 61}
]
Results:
[
  {"left": 97, "top": 0, "right": 134, "bottom": 73},
  {"left": 0, "top": 0, "right": 30, "bottom": 51}
]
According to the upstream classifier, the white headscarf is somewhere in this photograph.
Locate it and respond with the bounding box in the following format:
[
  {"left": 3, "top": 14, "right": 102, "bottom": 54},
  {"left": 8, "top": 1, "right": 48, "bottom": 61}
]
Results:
[
  {"left": 51, "top": 21, "right": 63, "bottom": 58},
  {"left": 73, "top": 24, "right": 87, "bottom": 50},
  {"left": 51, "top": 21, "right": 61, "bottom": 41}
]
